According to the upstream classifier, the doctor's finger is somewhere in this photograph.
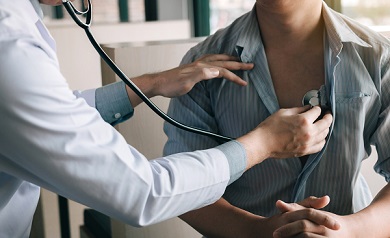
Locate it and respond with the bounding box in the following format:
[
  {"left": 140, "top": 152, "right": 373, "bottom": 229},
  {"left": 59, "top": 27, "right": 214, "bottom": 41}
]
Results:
[
  {"left": 200, "top": 67, "right": 248, "bottom": 86},
  {"left": 299, "top": 106, "right": 323, "bottom": 123},
  {"left": 307, "top": 127, "right": 329, "bottom": 147},
  {"left": 313, "top": 113, "right": 333, "bottom": 129},
  {"left": 204, "top": 60, "right": 254, "bottom": 71},
  {"left": 197, "top": 54, "right": 240, "bottom": 62},
  {"left": 302, "top": 139, "right": 327, "bottom": 156}
]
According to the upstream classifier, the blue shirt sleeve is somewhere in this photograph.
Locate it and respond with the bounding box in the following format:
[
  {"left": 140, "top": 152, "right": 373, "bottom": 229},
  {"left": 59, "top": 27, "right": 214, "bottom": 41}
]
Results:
[{"left": 95, "top": 81, "right": 134, "bottom": 126}]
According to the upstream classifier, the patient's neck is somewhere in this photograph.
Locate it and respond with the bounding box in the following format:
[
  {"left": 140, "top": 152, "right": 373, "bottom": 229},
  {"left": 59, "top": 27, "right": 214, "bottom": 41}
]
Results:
[{"left": 255, "top": 0, "right": 324, "bottom": 53}]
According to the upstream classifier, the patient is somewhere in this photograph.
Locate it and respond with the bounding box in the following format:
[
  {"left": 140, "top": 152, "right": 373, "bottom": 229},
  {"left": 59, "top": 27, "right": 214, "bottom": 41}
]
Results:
[{"left": 163, "top": 0, "right": 390, "bottom": 237}]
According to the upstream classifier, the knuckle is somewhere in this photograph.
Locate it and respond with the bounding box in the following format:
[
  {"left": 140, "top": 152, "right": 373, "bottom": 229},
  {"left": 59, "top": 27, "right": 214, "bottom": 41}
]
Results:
[
  {"left": 299, "top": 116, "right": 311, "bottom": 127},
  {"left": 299, "top": 220, "right": 309, "bottom": 230},
  {"left": 303, "top": 132, "right": 311, "bottom": 141},
  {"left": 193, "top": 61, "right": 203, "bottom": 68},
  {"left": 305, "top": 208, "right": 316, "bottom": 217},
  {"left": 322, "top": 214, "right": 331, "bottom": 224}
]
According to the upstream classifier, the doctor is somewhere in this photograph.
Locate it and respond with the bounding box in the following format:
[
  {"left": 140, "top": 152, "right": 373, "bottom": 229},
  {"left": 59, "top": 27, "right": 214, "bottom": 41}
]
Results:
[{"left": 0, "top": 0, "right": 335, "bottom": 237}]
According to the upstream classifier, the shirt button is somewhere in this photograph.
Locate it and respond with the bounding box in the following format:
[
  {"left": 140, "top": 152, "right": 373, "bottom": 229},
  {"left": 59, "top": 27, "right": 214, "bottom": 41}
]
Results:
[{"left": 114, "top": 113, "right": 121, "bottom": 119}]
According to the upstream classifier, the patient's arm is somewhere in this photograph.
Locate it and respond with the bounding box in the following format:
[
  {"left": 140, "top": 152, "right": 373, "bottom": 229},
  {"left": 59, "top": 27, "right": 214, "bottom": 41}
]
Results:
[
  {"left": 180, "top": 198, "right": 260, "bottom": 238},
  {"left": 181, "top": 197, "right": 339, "bottom": 238}
]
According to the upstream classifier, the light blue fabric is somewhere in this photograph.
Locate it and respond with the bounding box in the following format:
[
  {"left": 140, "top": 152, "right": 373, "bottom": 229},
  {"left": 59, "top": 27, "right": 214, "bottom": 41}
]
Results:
[
  {"left": 164, "top": 3, "right": 390, "bottom": 217},
  {"left": 95, "top": 81, "right": 134, "bottom": 126}
]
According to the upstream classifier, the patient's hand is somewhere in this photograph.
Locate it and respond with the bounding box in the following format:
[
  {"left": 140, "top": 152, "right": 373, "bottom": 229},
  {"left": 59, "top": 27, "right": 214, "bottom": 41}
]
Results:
[{"left": 272, "top": 196, "right": 353, "bottom": 238}]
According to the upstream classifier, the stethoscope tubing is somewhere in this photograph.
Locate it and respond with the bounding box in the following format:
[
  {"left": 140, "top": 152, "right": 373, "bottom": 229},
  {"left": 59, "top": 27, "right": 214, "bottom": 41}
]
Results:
[{"left": 62, "top": 0, "right": 232, "bottom": 143}]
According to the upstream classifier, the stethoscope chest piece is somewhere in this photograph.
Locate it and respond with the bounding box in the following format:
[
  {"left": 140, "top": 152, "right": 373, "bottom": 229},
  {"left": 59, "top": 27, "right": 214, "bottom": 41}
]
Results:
[{"left": 302, "top": 90, "right": 320, "bottom": 107}]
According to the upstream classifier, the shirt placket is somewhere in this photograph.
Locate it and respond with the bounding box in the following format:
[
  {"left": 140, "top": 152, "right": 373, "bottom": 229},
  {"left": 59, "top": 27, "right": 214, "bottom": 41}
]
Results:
[{"left": 291, "top": 35, "right": 340, "bottom": 202}]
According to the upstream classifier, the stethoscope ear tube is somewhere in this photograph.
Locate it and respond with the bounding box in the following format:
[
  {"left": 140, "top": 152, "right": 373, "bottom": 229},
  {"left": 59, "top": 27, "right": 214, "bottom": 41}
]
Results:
[{"left": 62, "top": 0, "right": 232, "bottom": 143}]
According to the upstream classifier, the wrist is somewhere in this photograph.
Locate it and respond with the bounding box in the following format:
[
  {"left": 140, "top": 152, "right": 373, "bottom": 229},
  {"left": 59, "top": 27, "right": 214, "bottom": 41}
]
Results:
[
  {"left": 125, "top": 74, "right": 158, "bottom": 107},
  {"left": 131, "top": 74, "right": 158, "bottom": 98},
  {"left": 348, "top": 209, "right": 379, "bottom": 237},
  {"left": 236, "top": 128, "right": 270, "bottom": 170}
]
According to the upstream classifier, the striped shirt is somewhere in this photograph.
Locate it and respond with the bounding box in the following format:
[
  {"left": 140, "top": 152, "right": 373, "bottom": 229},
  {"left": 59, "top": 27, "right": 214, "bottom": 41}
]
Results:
[{"left": 164, "top": 2, "right": 390, "bottom": 216}]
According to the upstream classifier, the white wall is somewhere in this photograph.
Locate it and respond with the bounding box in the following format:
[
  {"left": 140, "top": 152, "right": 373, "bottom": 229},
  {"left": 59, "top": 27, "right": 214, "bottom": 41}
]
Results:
[
  {"left": 38, "top": 20, "right": 192, "bottom": 238},
  {"left": 46, "top": 19, "right": 191, "bottom": 90}
]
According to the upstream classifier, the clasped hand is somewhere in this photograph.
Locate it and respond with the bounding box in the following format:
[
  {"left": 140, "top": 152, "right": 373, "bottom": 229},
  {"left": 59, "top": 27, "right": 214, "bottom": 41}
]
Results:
[{"left": 258, "top": 196, "right": 354, "bottom": 238}]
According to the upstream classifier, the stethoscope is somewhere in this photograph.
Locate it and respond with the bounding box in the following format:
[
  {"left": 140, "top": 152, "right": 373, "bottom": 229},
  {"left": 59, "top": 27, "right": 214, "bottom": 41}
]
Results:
[
  {"left": 61, "top": 0, "right": 326, "bottom": 144},
  {"left": 61, "top": 0, "right": 233, "bottom": 143}
]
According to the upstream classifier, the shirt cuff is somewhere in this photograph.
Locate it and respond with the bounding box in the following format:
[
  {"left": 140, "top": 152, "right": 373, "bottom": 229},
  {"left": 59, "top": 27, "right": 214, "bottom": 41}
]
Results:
[
  {"left": 215, "top": 140, "right": 247, "bottom": 185},
  {"left": 95, "top": 81, "right": 134, "bottom": 126}
]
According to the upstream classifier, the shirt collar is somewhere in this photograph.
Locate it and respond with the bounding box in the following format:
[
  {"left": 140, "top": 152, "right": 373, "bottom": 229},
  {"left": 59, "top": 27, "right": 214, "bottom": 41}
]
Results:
[
  {"left": 321, "top": 1, "right": 371, "bottom": 55},
  {"left": 235, "top": 5, "right": 263, "bottom": 63},
  {"left": 235, "top": 3, "right": 372, "bottom": 61}
]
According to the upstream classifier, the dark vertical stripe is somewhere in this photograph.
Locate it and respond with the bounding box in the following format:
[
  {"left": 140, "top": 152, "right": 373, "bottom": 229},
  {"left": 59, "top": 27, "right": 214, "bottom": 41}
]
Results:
[
  {"left": 118, "top": 0, "right": 129, "bottom": 22},
  {"left": 58, "top": 196, "right": 70, "bottom": 238},
  {"left": 145, "top": 0, "right": 158, "bottom": 21},
  {"left": 53, "top": 6, "right": 63, "bottom": 19},
  {"left": 193, "top": 0, "right": 210, "bottom": 37}
]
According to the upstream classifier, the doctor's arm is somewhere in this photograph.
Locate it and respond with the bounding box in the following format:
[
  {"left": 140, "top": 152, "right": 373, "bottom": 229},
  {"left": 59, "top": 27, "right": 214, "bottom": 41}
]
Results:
[{"left": 126, "top": 54, "right": 254, "bottom": 108}]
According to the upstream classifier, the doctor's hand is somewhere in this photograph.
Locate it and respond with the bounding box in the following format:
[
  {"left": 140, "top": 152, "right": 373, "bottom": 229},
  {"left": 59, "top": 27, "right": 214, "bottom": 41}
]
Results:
[
  {"left": 237, "top": 106, "right": 332, "bottom": 170},
  {"left": 126, "top": 54, "right": 253, "bottom": 107}
]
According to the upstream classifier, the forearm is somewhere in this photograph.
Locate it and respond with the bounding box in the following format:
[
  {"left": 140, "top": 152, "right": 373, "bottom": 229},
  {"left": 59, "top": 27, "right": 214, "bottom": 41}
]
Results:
[
  {"left": 180, "top": 198, "right": 262, "bottom": 238},
  {"left": 351, "top": 183, "right": 390, "bottom": 237},
  {"left": 125, "top": 73, "right": 159, "bottom": 108}
]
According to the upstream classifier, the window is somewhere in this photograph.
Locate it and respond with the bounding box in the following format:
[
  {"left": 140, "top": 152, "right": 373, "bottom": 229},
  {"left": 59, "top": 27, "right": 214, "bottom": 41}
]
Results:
[
  {"left": 342, "top": 0, "right": 390, "bottom": 29},
  {"left": 209, "top": 0, "right": 390, "bottom": 34},
  {"left": 210, "top": 0, "right": 253, "bottom": 34}
]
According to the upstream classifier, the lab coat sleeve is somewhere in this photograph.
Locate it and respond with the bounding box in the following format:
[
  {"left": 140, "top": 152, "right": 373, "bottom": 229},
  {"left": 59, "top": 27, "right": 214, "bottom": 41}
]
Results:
[{"left": 0, "top": 34, "right": 232, "bottom": 227}]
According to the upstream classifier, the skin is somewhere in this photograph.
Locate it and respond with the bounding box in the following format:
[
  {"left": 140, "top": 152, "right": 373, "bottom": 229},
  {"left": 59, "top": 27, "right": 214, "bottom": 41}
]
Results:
[
  {"left": 127, "top": 54, "right": 333, "bottom": 169},
  {"left": 274, "top": 186, "right": 390, "bottom": 238},
  {"left": 39, "top": 0, "right": 339, "bottom": 231},
  {"left": 38, "top": 0, "right": 333, "bottom": 170},
  {"left": 177, "top": 0, "right": 390, "bottom": 237},
  {"left": 176, "top": 0, "right": 341, "bottom": 237}
]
